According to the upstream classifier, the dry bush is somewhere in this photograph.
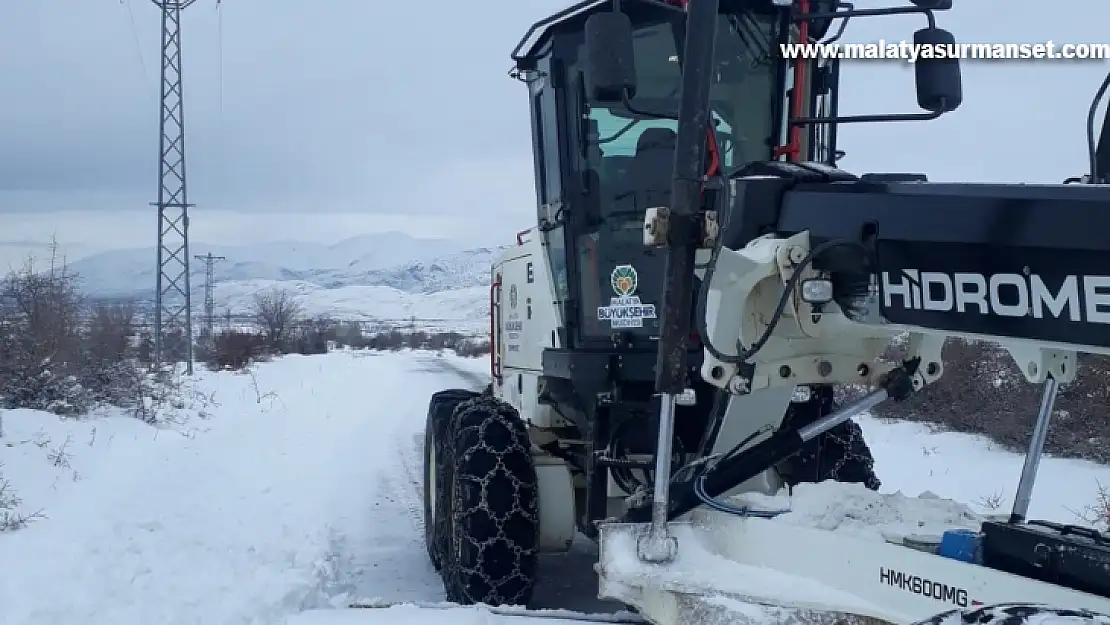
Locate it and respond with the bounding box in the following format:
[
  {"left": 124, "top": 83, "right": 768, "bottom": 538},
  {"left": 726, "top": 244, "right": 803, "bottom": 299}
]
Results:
[
  {"left": 1073, "top": 481, "right": 1110, "bottom": 531},
  {"left": 0, "top": 247, "right": 153, "bottom": 417},
  {"left": 200, "top": 316, "right": 342, "bottom": 370},
  {"left": 358, "top": 326, "right": 488, "bottom": 358},
  {"left": 85, "top": 302, "right": 135, "bottom": 364},
  {"left": 286, "top": 316, "right": 337, "bottom": 355},
  {"left": 202, "top": 330, "right": 269, "bottom": 371},
  {"left": 251, "top": 287, "right": 304, "bottom": 348},
  {"left": 368, "top": 329, "right": 408, "bottom": 351},
  {"left": 454, "top": 338, "right": 491, "bottom": 358},
  {"left": 334, "top": 321, "right": 368, "bottom": 348},
  {"left": 0, "top": 468, "right": 44, "bottom": 532}
]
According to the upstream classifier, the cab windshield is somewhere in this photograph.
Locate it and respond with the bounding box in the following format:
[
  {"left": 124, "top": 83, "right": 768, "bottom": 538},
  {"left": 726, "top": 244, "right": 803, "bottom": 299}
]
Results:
[
  {"left": 585, "top": 11, "right": 779, "bottom": 220},
  {"left": 571, "top": 9, "right": 781, "bottom": 340}
]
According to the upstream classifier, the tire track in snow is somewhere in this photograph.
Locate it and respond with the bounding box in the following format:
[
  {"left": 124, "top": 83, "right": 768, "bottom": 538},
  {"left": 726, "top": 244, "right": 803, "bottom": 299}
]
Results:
[
  {"left": 325, "top": 354, "right": 469, "bottom": 606},
  {"left": 395, "top": 431, "right": 428, "bottom": 538},
  {"left": 392, "top": 352, "right": 487, "bottom": 538}
]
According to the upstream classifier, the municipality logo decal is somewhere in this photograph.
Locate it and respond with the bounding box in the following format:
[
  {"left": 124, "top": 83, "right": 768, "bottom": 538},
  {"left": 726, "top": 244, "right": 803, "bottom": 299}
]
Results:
[
  {"left": 598, "top": 264, "right": 655, "bottom": 329},
  {"left": 611, "top": 265, "right": 638, "bottom": 296}
]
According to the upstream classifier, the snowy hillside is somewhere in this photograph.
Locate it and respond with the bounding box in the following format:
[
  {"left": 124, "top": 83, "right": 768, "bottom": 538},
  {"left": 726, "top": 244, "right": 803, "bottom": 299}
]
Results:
[
  {"left": 2, "top": 350, "right": 1110, "bottom": 624},
  {"left": 212, "top": 279, "right": 489, "bottom": 330},
  {"left": 305, "top": 247, "right": 500, "bottom": 293},
  {"left": 67, "top": 232, "right": 503, "bottom": 298},
  {"left": 67, "top": 234, "right": 506, "bottom": 327}
]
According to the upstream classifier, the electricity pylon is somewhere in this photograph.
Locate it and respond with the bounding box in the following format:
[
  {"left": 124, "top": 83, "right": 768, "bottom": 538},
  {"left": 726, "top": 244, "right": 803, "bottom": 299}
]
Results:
[
  {"left": 151, "top": 0, "right": 197, "bottom": 373},
  {"left": 194, "top": 252, "right": 226, "bottom": 342}
]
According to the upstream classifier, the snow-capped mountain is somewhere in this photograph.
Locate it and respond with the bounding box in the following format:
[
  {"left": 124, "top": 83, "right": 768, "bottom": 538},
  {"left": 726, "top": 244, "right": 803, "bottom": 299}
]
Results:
[
  {"left": 69, "top": 233, "right": 508, "bottom": 325},
  {"left": 210, "top": 279, "right": 491, "bottom": 331},
  {"left": 305, "top": 247, "right": 499, "bottom": 292},
  {"left": 67, "top": 232, "right": 488, "bottom": 296}
]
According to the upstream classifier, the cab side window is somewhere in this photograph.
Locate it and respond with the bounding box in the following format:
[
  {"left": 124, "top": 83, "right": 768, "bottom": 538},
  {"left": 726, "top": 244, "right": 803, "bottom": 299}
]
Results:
[{"left": 530, "top": 54, "right": 570, "bottom": 302}]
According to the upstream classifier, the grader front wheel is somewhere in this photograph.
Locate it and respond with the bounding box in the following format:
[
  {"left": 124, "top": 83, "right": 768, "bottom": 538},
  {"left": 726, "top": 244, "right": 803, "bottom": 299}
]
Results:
[
  {"left": 422, "top": 389, "right": 478, "bottom": 571},
  {"left": 442, "top": 395, "right": 539, "bottom": 606}
]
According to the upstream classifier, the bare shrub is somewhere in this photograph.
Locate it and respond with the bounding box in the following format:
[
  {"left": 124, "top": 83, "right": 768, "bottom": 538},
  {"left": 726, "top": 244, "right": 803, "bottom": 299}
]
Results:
[
  {"left": 0, "top": 467, "right": 45, "bottom": 532},
  {"left": 251, "top": 287, "right": 304, "bottom": 349},
  {"left": 287, "top": 316, "right": 336, "bottom": 355},
  {"left": 0, "top": 247, "right": 157, "bottom": 418},
  {"left": 454, "top": 338, "right": 491, "bottom": 358},
  {"left": 973, "top": 490, "right": 1006, "bottom": 511},
  {"left": 203, "top": 330, "right": 269, "bottom": 371},
  {"left": 358, "top": 326, "right": 487, "bottom": 358},
  {"left": 405, "top": 330, "right": 428, "bottom": 350},
  {"left": 368, "top": 329, "right": 407, "bottom": 351},
  {"left": 0, "top": 250, "right": 90, "bottom": 415},
  {"left": 1070, "top": 480, "right": 1110, "bottom": 531},
  {"left": 334, "top": 321, "right": 367, "bottom": 348},
  {"left": 84, "top": 302, "right": 135, "bottom": 363}
]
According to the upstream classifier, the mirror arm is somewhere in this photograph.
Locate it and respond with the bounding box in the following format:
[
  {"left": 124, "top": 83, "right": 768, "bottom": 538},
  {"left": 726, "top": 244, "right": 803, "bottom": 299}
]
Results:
[
  {"left": 799, "top": 6, "right": 935, "bottom": 29},
  {"left": 789, "top": 109, "right": 943, "bottom": 125}
]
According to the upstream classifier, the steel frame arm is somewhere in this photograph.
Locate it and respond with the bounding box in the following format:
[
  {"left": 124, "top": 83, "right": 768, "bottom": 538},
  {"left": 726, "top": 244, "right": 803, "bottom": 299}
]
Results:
[
  {"left": 696, "top": 161, "right": 1110, "bottom": 399},
  {"left": 622, "top": 161, "right": 1110, "bottom": 525}
]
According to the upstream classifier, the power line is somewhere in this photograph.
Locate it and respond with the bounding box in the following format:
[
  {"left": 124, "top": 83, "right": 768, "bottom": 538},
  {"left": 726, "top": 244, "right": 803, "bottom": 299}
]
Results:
[
  {"left": 121, "top": 0, "right": 154, "bottom": 98},
  {"left": 151, "top": 0, "right": 198, "bottom": 374},
  {"left": 217, "top": 0, "right": 224, "bottom": 116}
]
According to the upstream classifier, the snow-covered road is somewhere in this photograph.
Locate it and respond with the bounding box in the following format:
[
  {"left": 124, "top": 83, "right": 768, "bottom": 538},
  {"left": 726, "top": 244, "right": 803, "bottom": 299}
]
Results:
[
  {"left": 0, "top": 351, "right": 497, "bottom": 624},
  {"left": 4, "top": 349, "right": 1110, "bottom": 625}
]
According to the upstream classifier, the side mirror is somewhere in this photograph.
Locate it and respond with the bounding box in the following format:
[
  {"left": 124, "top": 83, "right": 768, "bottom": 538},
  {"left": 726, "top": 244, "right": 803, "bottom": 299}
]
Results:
[
  {"left": 584, "top": 12, "right": 637, "bottom": 103},
  {"left": 913, "top": 27, "right": 962, "bottom": 112}
]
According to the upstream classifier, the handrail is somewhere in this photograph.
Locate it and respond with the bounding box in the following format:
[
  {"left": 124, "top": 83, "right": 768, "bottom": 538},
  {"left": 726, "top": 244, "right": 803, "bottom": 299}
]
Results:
[{"left": 489, "top": 276, "right": 502, "bottom": 382}]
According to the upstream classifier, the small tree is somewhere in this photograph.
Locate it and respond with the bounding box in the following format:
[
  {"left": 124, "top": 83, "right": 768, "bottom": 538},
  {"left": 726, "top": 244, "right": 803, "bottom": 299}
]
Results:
[
  {"left": 0, "top": 247, "right": 89, "bottom": 414},
  {"left": 85, "top": 301, "right": 135, "bottom": 364},
  {"left": 251, "top": 287, "right": 304, "bottom": 349}
]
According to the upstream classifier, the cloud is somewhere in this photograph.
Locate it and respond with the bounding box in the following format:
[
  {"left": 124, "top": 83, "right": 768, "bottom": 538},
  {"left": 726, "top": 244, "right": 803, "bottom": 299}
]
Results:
[
  {"left": 1, "top": 0, "right": 1108, "bottom": 266},
  {"left": 0, "top": 0, "right": 565, "bottom": 217}
]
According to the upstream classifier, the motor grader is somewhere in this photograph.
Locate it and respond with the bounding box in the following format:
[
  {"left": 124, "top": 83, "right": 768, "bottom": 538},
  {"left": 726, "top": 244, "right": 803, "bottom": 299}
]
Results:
[{"left": 421, "top": 1, "right": 1110, "bottom": 624}]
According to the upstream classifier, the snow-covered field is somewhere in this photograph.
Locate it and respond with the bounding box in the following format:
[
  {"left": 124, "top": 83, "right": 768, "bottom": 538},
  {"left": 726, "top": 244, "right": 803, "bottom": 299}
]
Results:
[{"left": 1, "top": 350, "right": 1109, "bottom": 625}]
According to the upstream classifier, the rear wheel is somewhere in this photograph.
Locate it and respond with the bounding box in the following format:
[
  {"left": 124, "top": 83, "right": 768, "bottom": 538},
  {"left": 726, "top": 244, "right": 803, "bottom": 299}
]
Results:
[
  {"left": 423, "top": 389, "right": 478, "bottom": 571},
  {"left": 780, "top": 385, "right": 882, "bottom": 490},
  {"left": 442, "top": 395, "right": 539, "bottom": 606}
]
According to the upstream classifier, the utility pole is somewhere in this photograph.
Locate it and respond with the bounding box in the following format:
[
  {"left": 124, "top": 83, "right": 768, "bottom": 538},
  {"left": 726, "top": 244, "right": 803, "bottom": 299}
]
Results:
[
  {"left": 194, "top": 253, "right": 226, "bottom": 342},
  {"left": 151, "top": 0, "right": 197, "bottom": 374}
]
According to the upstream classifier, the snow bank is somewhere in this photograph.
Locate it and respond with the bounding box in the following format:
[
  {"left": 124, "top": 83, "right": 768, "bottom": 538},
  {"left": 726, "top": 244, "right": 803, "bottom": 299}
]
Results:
[
  {"left": 732, "top": 482, "right": 983, "bottom": 543},
  {"left": 3, "top": 350, "right": 1110, "bottom": 625},
  {"left": 857, "top": 413, "right": 1110, "bottom": 526},
  {"left": 599, "top": 523, "right": 882, "bottom": 616},
  {"left": 0, "top": 351, "right": 470, "bottom": 624}
]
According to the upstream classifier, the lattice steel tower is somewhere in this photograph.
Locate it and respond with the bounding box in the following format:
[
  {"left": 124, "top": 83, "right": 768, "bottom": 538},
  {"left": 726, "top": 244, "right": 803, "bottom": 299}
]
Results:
[
  {"left": 152, "top": 0, "right": 196, "bottom": 373},
  {"left": 194, "top": 252, "right": 226, "bottom": 341}
]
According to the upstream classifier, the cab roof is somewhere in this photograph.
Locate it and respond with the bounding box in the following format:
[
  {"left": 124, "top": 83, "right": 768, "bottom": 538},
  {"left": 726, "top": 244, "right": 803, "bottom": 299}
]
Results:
[{"left": 510, "top": 0, "right": 786, "bottom": 68}]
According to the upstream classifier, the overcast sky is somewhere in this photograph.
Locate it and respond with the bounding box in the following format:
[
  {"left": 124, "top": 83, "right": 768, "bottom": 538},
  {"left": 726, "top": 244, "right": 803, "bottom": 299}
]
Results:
[{"left": 0, "top": 0, "right": 1106, "bottom": 269}]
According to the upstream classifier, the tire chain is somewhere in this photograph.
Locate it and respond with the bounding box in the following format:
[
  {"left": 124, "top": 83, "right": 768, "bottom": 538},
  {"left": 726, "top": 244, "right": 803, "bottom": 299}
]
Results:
[
  {"left": 442, "top": 395, "right": 538, "bottom": 606},
  {"left": 785, "top": 386, "right": 882, "bottom": 491},
  {"left": 916, "top": 604, "right": 1110, "bottom": 625}
]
